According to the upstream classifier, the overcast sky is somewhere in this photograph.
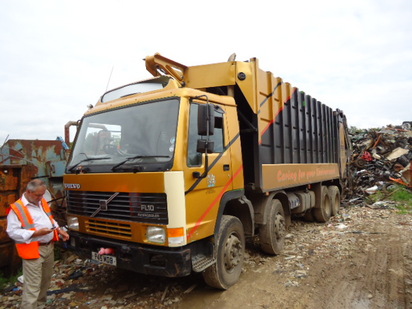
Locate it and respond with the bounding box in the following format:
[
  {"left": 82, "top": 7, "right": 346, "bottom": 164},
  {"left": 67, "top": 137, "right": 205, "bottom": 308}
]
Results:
[{"left": 1, "top": 0, "right": 411, "bottom": 143}]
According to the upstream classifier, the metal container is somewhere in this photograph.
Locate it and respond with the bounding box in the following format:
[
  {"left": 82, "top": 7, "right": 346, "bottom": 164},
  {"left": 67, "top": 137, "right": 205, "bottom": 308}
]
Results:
[{"left": 0, "top": 139, "right": 68, "bottom": 274}]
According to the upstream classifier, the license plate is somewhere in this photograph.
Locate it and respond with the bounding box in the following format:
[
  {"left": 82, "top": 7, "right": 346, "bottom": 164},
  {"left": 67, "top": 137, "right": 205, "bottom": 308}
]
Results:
[{"left": 91, "top": 252, "right": 117, "bottom": 266}]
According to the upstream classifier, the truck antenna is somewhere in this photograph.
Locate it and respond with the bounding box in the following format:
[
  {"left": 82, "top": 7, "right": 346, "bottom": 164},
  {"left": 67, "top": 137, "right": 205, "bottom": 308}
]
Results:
[{"left": 105, "top": 66, "right": 114, "bottom": 92}]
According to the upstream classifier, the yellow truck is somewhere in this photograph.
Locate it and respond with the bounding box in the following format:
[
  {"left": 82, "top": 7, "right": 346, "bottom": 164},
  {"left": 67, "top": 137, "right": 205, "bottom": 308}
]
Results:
[{"left": 64, "top": 53, "right": 351, "bottom": 289}]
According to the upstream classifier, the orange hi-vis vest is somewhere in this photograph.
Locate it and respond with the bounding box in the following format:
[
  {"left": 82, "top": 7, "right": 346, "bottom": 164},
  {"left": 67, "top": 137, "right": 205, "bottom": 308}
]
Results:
[{"left": 10, "top": 198, "right": 59, "bottom": 259}]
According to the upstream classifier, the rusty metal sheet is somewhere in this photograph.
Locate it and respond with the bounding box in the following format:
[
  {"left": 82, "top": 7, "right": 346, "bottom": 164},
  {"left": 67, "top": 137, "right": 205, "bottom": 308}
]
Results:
[
  {"left": 0, "top": 218, "right": 10, "bottom": 243},
  {"left": 0, "top": 167, "right": 20, "bottom": 191},
  {"left": 0, "top": 139, "right": 67, "bottom": 199},
  {"left": 0, "top": 242, "right": 20, "bottom": 272},
  {"left": 0, "top": 139, "right": 66, "bottom": 177},
  {"left": 0, "top": 192, "right": 16, "bottom": 217},
  {"left": 47, "top": 160, "right": 67, "bottom": 177}
]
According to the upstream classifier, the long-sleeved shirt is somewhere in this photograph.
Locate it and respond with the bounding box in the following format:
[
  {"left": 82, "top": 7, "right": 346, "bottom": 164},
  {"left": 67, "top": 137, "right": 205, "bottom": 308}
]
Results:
[{"left": 6, "top": 194, "right": 58, "bottom": 244}]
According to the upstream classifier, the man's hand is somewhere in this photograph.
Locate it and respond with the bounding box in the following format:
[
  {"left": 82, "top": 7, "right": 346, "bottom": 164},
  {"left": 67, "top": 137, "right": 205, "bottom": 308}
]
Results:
[
  {"left": 58, "top": 228, "right": 70, "bottom": 241},
  {"left": 32, "top": 227, "right": 54, "bottom": 238}
]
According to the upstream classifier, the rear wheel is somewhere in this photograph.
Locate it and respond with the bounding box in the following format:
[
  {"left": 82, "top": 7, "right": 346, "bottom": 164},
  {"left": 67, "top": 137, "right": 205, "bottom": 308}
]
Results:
[
  {"left": 328, "top": 186, "right": 341, "bottom": 216},
  {"left": 202, "top": 215, "right": 245, "bottom": 290},
  {"left": 313, "top": 186, "right": 332, "bottom": 222},
  {"left": 259, "top": 199, "right": 286, "bottom": 255},
  {"left": 303, "top": 209, "right": 315, "bottom": 221}
]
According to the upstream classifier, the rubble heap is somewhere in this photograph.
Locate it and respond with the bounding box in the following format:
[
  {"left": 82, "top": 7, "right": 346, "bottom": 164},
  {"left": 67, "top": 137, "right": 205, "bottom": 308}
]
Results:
[{"left": 349, "top": 124, "right": 412, "bottom": 200}]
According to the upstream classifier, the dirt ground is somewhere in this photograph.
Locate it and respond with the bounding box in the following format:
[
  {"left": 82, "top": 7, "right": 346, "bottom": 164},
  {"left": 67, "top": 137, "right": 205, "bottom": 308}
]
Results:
[
  {"left": 2, "top": 204, "right": 412, "bottom": 309},
  {"left": 178, "top": 205, "right": 412, "bottom": 309}
]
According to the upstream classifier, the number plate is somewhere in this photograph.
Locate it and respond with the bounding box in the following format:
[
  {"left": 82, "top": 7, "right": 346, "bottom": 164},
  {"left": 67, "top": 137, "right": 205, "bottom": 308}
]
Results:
[{"left": 91, "top": 252, "right": 117, "bottom": 266}]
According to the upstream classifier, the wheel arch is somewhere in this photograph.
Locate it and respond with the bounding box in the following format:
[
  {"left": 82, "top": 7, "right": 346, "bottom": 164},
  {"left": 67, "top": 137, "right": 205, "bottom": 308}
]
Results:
[
  {"left": 253, "top": 191, "right": 291, "bottom": 228},
  {"left": 214, "top": 190, "right": 255, "bottom": 237}
]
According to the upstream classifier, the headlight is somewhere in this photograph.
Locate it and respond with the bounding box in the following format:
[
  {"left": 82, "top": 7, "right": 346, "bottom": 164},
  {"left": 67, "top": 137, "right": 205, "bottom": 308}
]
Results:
[
  {"left": 67, "top": 216, "right": 79, "bottom": 231},
  {"left": 147, "top": 226, "right": 166, "bottom": 244}
]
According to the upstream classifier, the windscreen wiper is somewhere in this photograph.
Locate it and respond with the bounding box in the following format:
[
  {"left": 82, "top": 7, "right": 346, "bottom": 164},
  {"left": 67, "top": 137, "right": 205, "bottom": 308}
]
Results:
[
  {"left": 68, "top": 156, "right": 111, "bottom": 172},
  {"left": 111, "top": 155, "right": 170, "bottom": 171}
]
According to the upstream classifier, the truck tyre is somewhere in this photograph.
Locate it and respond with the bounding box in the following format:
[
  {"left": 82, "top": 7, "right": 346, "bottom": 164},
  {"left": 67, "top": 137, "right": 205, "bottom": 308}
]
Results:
[
  {"left": 328, "top": 186, "right": 340, "bottom": 216},
  {"left": 259, "top": 199, "right": 286, "bottom": 255},
  {"left": 313, "top": 186, "right": 331, "bottom": 222},
  {"left": 202, "top": 215, "right": 245, "bottom": 290}
]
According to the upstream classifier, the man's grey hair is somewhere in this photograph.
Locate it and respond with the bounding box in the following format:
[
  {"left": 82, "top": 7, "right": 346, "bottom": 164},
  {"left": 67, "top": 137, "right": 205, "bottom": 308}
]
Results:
[{"left": 26, "top": 179, "right": 46, "bottom": 192}]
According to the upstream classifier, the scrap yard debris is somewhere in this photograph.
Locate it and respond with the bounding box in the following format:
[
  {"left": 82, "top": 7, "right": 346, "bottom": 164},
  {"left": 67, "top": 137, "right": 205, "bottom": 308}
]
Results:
[{"left": 349, "top": 123, "right": 412, "bottom": 200}]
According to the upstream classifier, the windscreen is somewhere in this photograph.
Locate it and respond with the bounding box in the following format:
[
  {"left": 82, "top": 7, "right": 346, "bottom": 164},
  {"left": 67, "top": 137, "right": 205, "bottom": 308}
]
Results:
[
  {"left": 101, "top": 76, "right": 170, "bottom": 103},
  {"left": 67, "top": 99, "right": 179, "bottom": 173}
]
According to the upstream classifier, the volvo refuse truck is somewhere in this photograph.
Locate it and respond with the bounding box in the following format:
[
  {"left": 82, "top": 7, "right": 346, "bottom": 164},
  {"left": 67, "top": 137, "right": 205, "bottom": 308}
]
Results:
[{"left": 64, "top": 53, "right": 351, "bottom": 289}]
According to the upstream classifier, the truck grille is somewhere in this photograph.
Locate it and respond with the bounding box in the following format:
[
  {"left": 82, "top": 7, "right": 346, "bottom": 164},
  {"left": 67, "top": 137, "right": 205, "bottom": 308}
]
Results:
[
  {"left": 86, "top": 218, "right": 132, "bottom": 239},
  {"left": 67, "top": 191, "right": 168, "bottom": 224}
]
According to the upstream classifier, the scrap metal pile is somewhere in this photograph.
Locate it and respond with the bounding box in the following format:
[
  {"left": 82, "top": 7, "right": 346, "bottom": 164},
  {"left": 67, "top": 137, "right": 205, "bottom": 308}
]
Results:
[{"left": 349, "top": 123, "right": 412, "bottom": 201}]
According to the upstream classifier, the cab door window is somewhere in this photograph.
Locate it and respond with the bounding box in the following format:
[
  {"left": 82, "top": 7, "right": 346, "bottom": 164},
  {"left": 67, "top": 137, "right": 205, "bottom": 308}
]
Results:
[{"left": 188, "top": 103, "right": 224, "bottom": 166}]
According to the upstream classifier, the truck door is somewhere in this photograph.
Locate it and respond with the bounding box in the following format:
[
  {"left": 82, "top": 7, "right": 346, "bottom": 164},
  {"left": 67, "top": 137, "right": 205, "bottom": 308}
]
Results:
[{"left": 184, "top": 102, "right": 233, "bottom": 242}]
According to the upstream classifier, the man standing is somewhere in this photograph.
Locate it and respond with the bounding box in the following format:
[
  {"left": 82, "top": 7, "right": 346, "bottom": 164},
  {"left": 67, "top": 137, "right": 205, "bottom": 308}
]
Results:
[{"left": 6, "top": 179, "right": 70, "bottom": 309}]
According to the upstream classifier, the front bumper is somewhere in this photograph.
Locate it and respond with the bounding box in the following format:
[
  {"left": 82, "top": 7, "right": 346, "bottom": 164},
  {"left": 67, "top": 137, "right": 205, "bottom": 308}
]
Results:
[{"left": 68, "top": 231, "right": 192, "bottom": 277}]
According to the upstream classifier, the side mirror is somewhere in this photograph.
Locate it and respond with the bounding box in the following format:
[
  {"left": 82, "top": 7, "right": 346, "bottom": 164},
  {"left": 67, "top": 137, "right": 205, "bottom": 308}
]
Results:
[{"left": 198, "top": 104, "right": 215, "bottom": 136}]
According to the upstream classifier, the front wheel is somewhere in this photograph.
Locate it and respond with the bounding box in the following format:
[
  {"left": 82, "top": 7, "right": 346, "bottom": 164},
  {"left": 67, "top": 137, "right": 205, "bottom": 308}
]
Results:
[{"left": 202, "top": 215, "right": 245, "bottom": 290}]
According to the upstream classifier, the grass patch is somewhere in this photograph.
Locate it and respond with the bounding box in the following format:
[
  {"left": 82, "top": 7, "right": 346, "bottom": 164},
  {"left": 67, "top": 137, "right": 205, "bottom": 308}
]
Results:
[
  {"left": 367, "top": 190, "right": 386, "bottom": 203},
  {"left": 366, "top": 184, "right": 412, "bottom": 214},
  {"left": 391, "top": 187, "right": 412, "bottom": 203},
  {"left": 396, "top": 204, "right": 412, "bottom": 215},
  {"left": 367, "top": 184, "right": 412, "bottom": 214},
  {"left": 391, "top": 186, "right": 412, "bottom": 214}
]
